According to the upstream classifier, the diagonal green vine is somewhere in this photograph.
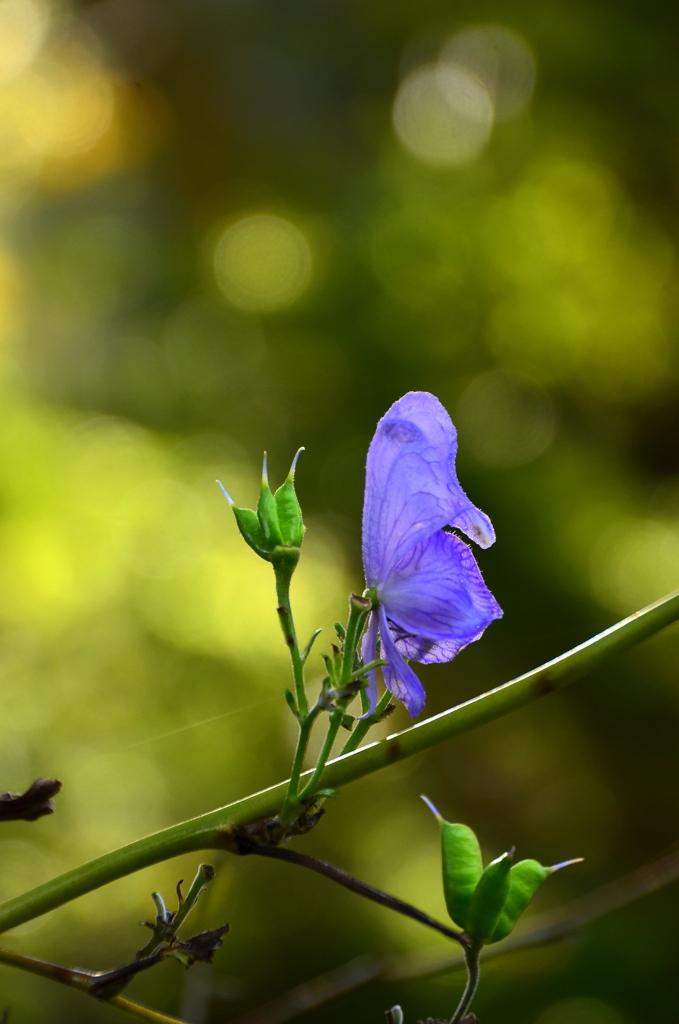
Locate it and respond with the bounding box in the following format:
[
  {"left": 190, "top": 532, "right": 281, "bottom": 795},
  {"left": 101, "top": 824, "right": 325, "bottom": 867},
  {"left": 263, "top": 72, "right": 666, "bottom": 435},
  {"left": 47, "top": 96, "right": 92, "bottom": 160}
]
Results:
[{"left": 0, "top": 589, "right": 676, "bottom": 935}]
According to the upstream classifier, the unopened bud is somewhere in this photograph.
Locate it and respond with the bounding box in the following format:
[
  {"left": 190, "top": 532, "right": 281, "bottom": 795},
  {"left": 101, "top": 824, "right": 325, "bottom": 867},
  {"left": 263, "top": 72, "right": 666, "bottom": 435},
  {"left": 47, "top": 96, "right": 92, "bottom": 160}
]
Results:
[
  {"left": 488, "top": 856, "right": 583, "bottom": 943},
  {"left": 218, "top": 449, "right": 306, "bottom": 567}
]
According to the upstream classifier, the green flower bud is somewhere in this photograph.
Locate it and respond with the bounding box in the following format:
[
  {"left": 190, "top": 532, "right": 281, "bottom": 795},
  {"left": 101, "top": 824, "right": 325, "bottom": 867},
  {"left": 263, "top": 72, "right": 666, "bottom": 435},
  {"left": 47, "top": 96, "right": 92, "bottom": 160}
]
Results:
[
  {"left": 274, "top": 448, "right": 305, "bottom": 547},
  {"left": 218, "top": 450, "right": 306, "bottom": 566},
  {"left": 488, "top": 857, "right": 583, "bottom": 944},
  {"left": 465, "top": 848, "right": 514, "bottom": 944},
  {"left": 422, "top": 797, "right": 482, "bottom": 930}
]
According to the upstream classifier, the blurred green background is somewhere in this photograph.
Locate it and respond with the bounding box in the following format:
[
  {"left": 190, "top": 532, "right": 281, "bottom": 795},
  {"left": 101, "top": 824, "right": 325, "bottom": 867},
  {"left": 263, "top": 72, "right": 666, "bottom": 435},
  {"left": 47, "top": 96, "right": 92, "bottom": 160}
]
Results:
[{"left": 0, "top": 0, "right": 678, "bottom": 1021}]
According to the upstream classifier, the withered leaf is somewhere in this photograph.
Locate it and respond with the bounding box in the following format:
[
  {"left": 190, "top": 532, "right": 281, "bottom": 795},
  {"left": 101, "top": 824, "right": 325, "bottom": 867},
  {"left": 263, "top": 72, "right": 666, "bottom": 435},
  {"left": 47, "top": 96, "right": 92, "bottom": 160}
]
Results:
[
  {"left": 169, "top": 923, "right": 230, "bottom": 966},
  {"left": 0, "top": 779, "right": 61, "bottom": 822}
]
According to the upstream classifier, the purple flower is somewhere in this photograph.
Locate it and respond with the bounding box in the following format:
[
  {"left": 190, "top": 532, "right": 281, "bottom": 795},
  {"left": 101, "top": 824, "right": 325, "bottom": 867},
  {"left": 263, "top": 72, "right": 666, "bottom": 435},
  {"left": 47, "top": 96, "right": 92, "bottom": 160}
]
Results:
[{"left": 361, "top": 392, "right": 502, "bottom": 717}]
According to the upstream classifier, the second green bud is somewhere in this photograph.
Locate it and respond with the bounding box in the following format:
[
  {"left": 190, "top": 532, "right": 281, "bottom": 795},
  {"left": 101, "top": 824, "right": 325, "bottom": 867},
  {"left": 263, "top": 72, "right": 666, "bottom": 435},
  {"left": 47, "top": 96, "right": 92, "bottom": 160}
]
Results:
[{"left": 423, "top": 797, "right": 582, "bottom": 946}]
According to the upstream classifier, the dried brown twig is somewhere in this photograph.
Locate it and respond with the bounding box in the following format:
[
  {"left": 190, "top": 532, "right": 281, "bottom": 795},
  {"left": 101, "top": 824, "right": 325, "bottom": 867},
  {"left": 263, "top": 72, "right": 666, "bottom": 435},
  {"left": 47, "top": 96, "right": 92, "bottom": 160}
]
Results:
[
  {"left": 0, "top": 779, "right": 61, "bottom": 822},
  {"left": 247, "top": 845, "right": 466, "bottom": 946}
]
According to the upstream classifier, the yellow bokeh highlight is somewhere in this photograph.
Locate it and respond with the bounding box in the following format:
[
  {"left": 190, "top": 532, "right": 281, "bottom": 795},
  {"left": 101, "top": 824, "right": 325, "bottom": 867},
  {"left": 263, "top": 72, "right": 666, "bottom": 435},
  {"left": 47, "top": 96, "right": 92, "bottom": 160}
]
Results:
[
  {"left": 441, "top": 25, "right": 536, "bottom": 122},
  {"left": 392, "top": 64, "right": 493, "bottom": 166},
  {"left": 36, "top": 76, "right": 172, "bottom": 190},
  {"left": 214, "top": 214, "right": 312, "bottom": 312},
  {"left": 14, "top": 58, "right": 113, "bottom": 158},
  {"left": 0, "top": 0, "right": 170, "bottom": 193},
  {"left": 0, "top": 45, "right": 114, "bottom": 184},
  {"left": 0, "top": 0, "right": 48, "bottom": 84}
]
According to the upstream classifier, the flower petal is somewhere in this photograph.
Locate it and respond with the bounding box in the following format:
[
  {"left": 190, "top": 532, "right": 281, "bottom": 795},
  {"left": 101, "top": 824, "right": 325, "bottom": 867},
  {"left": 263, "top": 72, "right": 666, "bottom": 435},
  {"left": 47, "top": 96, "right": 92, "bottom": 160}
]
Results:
[
  {"left": 359, "top": 610, "right": 379, "bottom": 716},
  {"left": 362, "top": 392, "right": 494, "bottom": 586},
  {"left": 380, "top": 529, "right": 502, "bottom": 657},
  {"left": 378, "top": 605, "right": 427, "bottom": 718},
  {"left": 390, "top": 630, "right": 473, "bottom": 664}
]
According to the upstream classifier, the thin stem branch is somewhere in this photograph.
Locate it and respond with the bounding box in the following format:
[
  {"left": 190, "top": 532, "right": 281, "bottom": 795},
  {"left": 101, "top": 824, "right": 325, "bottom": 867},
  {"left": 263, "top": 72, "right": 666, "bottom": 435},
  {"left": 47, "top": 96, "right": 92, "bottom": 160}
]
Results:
[
  {"left": 297, "top": 709, "right": 344, "bottom": 801},
  {"left": 275, "top": 565, "right": 307, "bottom": 718},
  {"left": 248, "top": 845, "right": 466, "bottom": 947},
  {"left": 287, "top": 595, "right": 372, "bottom": 813},
  {"left": 340, "top": 690, "right": 394, "bottom": 755},
  {"left": 170, "top": 862, "right": 215, "bottom": 935},
  {"left": 108, "top": 999, "right": 189, "bottom": 1024},
  {"left": 0, "top": 946, "right": 189, "bottom": 1024},
  {"left": 449, "top": 943, "right": 481, "bottom": 1024},
  {"left": 137, "top": 863, "right": 215, "bottom": 960},
  {"left": 280, "top": 705, "right": 322, "bottom": 819},
  {"left": 340, "top": 597, "right": 371, "bottom": 685},
  {"left": 276, "top": 559, "right": 315, "bottom": 821},
  {"left": 0, "top": 590, "right": 676, "bottom": 934}
]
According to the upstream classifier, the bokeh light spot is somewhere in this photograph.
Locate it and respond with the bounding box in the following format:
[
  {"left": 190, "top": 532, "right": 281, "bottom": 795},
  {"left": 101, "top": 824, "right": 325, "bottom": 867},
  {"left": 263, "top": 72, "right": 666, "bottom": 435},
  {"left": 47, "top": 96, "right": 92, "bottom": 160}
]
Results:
[
  {"left": 441, "top": 25, "right": 536, "bottom": 121},
  {"left": 456, "top": 371, "right": 556, "bottom": 467},
  {"left": 13, "top": 56, "right": 114, "bottom": 158},
  {"left": 0, "top": 0, "right": 47, "bottom": 84},
  {"left": 213, "top": 213, "right": 312, "bottom": 312},
  {"left": 591, "top": 518, "right": 679, "bottom": 613},
  {"left": 392, "top": 64, "right": 493, "bottom": 166}
]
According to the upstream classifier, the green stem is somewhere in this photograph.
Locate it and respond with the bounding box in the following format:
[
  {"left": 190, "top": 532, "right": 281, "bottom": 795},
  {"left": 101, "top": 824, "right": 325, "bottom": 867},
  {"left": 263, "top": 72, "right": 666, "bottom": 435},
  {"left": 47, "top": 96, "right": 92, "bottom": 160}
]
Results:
[
  {"left": 0, "top": 946, "right": 188, "bottom": 1023},
  {"left": 276, "top": 557, "right": 315, "bottom": 820},
  {"left": 341, "top": 596, "right": 371, "bottom": 684},
  {"left": 340, "top": 690, "right": 393, "bottom": 755},
  {"left": 294, "top": 595, "right": 371, "bottom": 803},
  {"left": 449, "top": 942, "right": 481, "bottom": 1024},
  {"left": 275, "top": 564, "right": 307, "bottom": 718},
  {"left": 287, "top": 595, "right": 372, "bottom": 813},
  {"left": 171, "top": 862, "right": 214, "bottom": 933},
  {"left": 298, "top": 709, "right": 344, "bottom": 801},
  {"left": 0, "top": 590, "right": 677, "bottom": 935},
  {"left": 279, "top": 705, "right": 322, "bottom": 821}
]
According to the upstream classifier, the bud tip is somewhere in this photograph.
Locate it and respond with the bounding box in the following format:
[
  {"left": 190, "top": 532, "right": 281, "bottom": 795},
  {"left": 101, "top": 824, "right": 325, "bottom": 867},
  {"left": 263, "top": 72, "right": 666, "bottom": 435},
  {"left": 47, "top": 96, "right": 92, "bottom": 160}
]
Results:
[
  {"left": 289, "top": 447, "right": 305, "bottom": 476},
  {"left": 217, "top": 480, "right": 234, "bottom": 505},
  {"left": 550, "top": 857, "right": 584, "bottom": 873},
  {"left": 420, "top": 794, "right": 443, "bottom": 820},
  {"left": 262, "top": 452, "right": 269, "bottom": 484}
]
